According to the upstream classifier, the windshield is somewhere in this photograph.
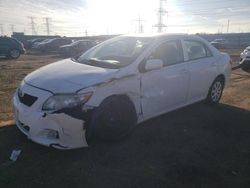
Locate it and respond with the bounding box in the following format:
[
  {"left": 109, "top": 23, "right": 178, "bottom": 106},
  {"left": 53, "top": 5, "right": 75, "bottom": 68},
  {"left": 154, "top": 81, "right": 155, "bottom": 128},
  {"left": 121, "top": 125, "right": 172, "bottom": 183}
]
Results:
[{"left": 77, "top": 36, "right": 153, "bottom": 69}]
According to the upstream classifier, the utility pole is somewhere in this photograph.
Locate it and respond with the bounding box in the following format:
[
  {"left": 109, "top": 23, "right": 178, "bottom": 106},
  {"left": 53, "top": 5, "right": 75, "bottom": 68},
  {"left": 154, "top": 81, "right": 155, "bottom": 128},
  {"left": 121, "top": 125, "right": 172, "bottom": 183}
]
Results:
[
  {"left": 44, "top": 17, "right": 51, "bottom": 35},
  {"left": 227, "top": 20, "right": 230, "bottom": 33},
  {"left": 10, "top": 24, "right": 15, "bottom": 34},
  {"left": 135, "top": 16, "right": 145, "bottom": 33},
  {"left": 0, "top": 24, "right": 3, "bottom": 35},
  {"left": 85, "top": 29, "right": 88, "bottom": 36},
  {"left": 28, "top": 16, "right": 37, "bottom": 35},
  {"left": 154, "top": 0, "right": 167, "bottom": 33},
  {"left": 221, "top": 24, "right": 223, "bottom": 33}
]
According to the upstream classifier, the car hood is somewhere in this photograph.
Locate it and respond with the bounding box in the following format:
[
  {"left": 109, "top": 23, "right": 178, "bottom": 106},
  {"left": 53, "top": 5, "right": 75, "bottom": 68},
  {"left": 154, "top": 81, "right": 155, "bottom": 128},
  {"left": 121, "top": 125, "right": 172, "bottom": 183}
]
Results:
[{"left": 24, "top": 59, "right": 118, "bottom": 93}]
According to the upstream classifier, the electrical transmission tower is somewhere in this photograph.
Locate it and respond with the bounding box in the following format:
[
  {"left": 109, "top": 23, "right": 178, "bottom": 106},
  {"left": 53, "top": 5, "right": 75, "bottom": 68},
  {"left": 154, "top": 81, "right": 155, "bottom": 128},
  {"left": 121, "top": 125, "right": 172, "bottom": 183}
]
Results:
[
  {"left": 154, "top": 0, "right": 167, "bottom": 33},
  {"left": 28, "top": 16, "right": 37, "bottom": 35},
  {"left": 10, "top": 24, "right": 15, "bottom": 34},
  {"left": 227, "top": 20, "right": 230, "bottom": 33},
  {"left": 0, "top": 24, "right": 3, "bottom": 35},
  {"left": 135, "top": 16, "right": 145, "bottom": 33},
  {"left": 44, "top": 17, "right": 51, "bottom": 35}
]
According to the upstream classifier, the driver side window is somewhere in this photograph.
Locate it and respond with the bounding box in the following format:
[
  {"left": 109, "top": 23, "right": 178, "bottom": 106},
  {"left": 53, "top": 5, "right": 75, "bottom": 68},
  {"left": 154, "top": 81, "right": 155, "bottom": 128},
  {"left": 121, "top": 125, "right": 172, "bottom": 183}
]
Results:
[{"left": 151, "top": 40, "right": 184, "bottom": 66}]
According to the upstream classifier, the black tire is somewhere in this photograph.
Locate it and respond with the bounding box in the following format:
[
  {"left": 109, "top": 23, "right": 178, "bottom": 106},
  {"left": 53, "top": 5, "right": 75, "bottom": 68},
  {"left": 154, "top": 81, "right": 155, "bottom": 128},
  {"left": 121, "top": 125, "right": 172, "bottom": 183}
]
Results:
[
  {"left": 241, "top": 66, "right": 250, "bottom": 73},
  {"left": 206, "top": 77, "right": 224, "bottom": 105},
  {"left": 8, "top": 49, "right": 20, "bottom": 59},
  {"left": 88, "top": 96, "right": 137, "bottom": 142}
]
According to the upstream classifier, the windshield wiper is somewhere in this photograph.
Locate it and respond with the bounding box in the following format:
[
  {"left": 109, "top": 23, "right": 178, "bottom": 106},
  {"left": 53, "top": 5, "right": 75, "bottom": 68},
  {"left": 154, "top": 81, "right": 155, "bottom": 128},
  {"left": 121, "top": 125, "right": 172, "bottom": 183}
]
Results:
[{"left": 71, "top": 57, "right": 78, "bottom": 62}]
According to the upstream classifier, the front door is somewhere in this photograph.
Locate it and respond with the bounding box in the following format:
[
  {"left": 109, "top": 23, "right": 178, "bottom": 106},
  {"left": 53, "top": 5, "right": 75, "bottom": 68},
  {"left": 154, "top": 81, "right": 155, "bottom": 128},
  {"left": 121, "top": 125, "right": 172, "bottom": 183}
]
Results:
[{"left": 140, "top": 40, "right": 189, "bottom": 120}]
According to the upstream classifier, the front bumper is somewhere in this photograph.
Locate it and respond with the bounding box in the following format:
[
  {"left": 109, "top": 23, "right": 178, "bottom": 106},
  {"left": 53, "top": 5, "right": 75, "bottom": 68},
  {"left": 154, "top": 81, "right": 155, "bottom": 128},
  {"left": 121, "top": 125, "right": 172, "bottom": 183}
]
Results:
[
  {"left": 13, "top": 83, "right": 88, "bottom": 149},
  {"left": 239, "top": 58, "right": 250, "bottom": 69}
]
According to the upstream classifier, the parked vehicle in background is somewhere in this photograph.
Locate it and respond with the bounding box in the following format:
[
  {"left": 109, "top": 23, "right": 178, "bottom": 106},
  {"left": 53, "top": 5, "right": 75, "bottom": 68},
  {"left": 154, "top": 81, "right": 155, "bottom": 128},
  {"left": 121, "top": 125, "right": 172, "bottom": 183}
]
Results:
[
  {"left": 239, "top": 46, "right": 250, "bottom": 71},
  {"left": 37, "top": 38, "right": 72, "bottom": 52},
  {"left": 58, "top": 40, "right": 97, "bottom": 57},
  {"left": 0, "top": 36, "right": 25, "bottom": 59},
  {"left": 25, "top": 38, "right": 46, "bottom": 49},
  {"left": 13, "top": 34, "right": 231, "bottom": 149},
  {"left": 210, "top": 39, "right": 229, "bottom": 49},
  {"left": 32, "top": 38, "right": 53, "bottom": 49}
]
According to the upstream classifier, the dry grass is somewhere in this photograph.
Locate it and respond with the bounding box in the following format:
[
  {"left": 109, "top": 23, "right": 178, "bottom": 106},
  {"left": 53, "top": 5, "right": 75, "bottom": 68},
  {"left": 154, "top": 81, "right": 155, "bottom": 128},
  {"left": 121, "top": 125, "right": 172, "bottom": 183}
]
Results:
[{"left": 0, "top": 54, "right": 63, "bottom": 124}]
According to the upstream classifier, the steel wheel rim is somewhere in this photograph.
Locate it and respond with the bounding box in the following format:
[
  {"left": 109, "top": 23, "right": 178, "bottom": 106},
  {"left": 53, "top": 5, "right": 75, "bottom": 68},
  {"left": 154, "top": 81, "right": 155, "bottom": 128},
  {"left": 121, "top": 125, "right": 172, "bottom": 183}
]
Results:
[{"left": 211, "top": 81, "right": 222, "bottom": 102}]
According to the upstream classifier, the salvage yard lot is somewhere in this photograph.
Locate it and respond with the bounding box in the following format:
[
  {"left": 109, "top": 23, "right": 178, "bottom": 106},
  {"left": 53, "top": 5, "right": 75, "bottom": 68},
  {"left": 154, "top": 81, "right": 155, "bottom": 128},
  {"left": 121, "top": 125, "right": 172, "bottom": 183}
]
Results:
[{"left": 0, "top": 50, "right": 250, "bottom": 188}]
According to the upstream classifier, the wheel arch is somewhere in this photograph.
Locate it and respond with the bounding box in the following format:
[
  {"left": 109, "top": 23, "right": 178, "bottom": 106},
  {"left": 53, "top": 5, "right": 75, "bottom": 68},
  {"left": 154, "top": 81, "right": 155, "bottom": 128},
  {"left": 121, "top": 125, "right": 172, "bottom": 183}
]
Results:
[
  {"left": 85, "top": 93, "right": 138, "bottom": 142},
  {"left": 215, "top": 74, "right": 226, "bottom": 87},
  {"left": 9, "top": 48, "right": 20, "bottom": 53},
  {"left": 99, "top": 94, "right": 137, "bottom": 114}
]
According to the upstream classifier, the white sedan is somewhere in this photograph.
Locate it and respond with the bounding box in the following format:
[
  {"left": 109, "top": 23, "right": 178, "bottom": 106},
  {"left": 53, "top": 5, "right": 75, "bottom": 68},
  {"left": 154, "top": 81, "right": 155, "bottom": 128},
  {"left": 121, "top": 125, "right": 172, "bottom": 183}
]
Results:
[{"left": 13, "top": 34, "right": 231, "bottom": 149}]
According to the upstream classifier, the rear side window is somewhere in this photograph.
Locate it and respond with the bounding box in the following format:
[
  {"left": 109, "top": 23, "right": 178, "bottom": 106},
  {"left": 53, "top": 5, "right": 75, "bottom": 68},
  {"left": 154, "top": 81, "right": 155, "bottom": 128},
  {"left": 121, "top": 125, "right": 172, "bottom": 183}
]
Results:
[
  {"left": 151, "top": 40, "right": 184, "bottom": 66},
  {"left": 184, "top": 40, "right": 212, "bottom": 61}
]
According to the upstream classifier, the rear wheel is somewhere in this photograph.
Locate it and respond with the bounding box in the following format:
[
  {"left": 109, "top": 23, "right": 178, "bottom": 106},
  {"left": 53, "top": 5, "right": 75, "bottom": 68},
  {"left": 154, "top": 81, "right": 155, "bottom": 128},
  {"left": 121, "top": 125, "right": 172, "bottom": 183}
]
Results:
[
  {"left": 88, "top": 96, "right": 137, "bottom": 142},
  {"left": 9, "top": 49, "right": 20, "bottom": 59},
  {"left": 206, "top": 77, "right": 224, "bottom": 105}
]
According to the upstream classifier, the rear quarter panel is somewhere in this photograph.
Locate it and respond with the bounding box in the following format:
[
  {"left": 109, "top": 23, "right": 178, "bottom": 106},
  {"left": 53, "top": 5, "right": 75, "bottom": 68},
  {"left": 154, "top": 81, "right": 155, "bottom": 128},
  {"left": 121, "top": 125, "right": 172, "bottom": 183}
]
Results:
[{"left": 216, "top": 52, "right": 231, "bottom": 86}]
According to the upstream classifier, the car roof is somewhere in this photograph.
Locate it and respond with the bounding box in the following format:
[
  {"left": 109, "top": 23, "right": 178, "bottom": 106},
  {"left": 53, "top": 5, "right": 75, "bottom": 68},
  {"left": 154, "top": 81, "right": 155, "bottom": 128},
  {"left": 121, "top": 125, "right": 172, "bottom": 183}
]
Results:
[
  {"left": 121, "top": 33, "right": 208, "bottom": 42},
  {"left": 124, "top": 33, "right": 188, "bottom": 38}
]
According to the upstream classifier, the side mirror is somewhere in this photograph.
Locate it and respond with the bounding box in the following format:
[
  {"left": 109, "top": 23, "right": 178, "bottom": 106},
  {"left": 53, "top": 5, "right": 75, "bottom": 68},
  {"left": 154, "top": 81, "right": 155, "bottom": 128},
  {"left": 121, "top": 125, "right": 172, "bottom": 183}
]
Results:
[{"left": 145, "top": 59, "right": 164, "bottom": 71}]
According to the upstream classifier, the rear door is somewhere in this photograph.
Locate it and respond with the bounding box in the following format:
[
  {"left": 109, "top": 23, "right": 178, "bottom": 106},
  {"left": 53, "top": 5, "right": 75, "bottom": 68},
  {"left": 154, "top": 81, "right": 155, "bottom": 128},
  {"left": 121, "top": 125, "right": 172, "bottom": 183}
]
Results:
[{"left": 183, "top": 40, "right": 217, "bottom": 102}]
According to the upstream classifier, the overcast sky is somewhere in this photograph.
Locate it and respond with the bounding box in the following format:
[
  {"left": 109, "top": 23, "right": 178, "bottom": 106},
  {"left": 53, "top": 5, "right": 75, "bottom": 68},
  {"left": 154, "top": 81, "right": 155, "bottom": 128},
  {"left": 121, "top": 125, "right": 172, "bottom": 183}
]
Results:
[{"left": 0, "top": 0, "right": 249, "bottom": 36}]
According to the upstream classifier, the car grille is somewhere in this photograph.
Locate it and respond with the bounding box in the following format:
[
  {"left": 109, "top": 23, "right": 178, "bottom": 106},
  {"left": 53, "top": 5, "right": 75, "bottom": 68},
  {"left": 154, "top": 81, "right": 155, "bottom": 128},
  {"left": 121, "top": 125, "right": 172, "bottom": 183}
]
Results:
[{"left": 18, "top": 89, "right": 38, "bottom": 107}]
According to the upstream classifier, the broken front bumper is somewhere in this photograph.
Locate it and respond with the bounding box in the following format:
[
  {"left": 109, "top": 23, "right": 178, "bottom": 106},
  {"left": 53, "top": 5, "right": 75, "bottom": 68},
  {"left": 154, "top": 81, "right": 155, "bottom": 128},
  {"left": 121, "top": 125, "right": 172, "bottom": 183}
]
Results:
[{"left": 13, "top": 83, "right": 88, "bottom": 149}]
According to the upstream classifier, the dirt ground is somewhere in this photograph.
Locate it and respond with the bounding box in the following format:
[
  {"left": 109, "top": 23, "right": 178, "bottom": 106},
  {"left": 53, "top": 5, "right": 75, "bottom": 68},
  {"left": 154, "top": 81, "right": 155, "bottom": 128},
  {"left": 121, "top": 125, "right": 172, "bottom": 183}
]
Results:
[
  {"left": 0, "top": 53, "right": 62, "bottom": 123},
  {"left": 0, "top": 50, "right": 250, "bottom": 188}
]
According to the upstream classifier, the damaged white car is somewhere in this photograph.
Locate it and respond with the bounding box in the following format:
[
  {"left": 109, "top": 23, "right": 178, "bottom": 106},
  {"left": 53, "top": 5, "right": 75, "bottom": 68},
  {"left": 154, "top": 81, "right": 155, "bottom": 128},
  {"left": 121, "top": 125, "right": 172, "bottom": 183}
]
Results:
[{"left": 13, "top": 34, "right": 231, "bottom": 149}]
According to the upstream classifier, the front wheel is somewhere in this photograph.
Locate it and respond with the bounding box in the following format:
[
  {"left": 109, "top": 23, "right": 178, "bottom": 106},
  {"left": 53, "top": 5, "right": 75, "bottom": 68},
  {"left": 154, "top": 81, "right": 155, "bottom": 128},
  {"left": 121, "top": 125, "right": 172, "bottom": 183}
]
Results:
[
  {"left": 88, "top": 96, "right": 137, "bottom": 142},
  {"left": 9, "top": 49, "right": 20, "bottom": 59},
  {"left": 206, "top": 78, "right": 224, "bottom": 105}
]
